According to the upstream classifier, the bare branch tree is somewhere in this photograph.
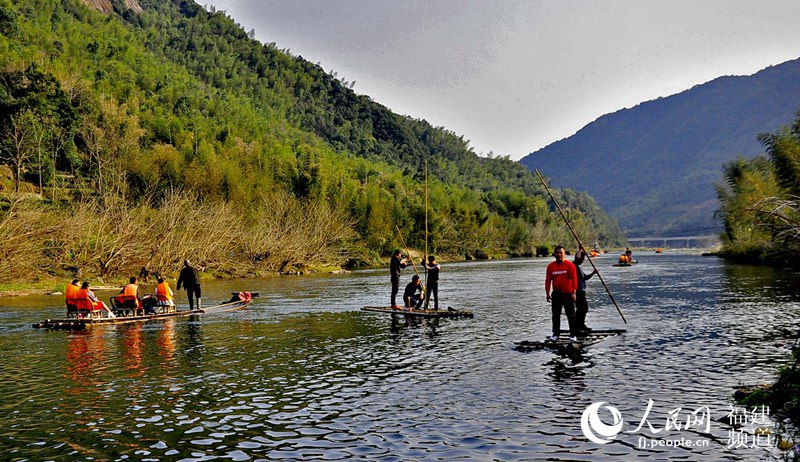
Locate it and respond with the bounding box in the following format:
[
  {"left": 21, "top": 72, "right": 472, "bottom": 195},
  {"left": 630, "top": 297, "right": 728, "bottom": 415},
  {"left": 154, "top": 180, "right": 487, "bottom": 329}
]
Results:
[{"left": 0, "top": 110, "right": 36, "bottom": 193}]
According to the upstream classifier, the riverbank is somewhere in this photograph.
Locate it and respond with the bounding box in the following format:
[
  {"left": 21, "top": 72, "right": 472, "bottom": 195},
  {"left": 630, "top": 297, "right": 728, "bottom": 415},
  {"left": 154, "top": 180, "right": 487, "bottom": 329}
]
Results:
[
  {"left": 0, "top": 247, "right": 717, "bottom": 298},
  {"left": 735, "top": 346, "right": 800, "bottom": 451}
]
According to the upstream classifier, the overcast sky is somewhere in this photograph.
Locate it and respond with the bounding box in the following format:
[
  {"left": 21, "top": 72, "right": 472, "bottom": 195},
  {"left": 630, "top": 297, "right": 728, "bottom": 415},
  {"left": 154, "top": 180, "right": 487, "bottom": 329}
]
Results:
[{"left": 203, "top": 0, "right": 800, "bottom": 160}]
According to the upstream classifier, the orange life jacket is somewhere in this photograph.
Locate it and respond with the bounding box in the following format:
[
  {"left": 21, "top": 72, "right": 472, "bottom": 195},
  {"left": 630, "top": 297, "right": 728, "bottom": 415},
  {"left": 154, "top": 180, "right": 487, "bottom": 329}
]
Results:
[
  {"left": 122, "top": 283, "right": 138, "bottom": 297},
  {"left": 76, "top": 288, "right": 99, "bottom": 310},
  {"left": 156, "top": 282, "right": 174, "bottom": 303},
  {"left": 65, "top": 283, "right": 80, "bottom": 301}
]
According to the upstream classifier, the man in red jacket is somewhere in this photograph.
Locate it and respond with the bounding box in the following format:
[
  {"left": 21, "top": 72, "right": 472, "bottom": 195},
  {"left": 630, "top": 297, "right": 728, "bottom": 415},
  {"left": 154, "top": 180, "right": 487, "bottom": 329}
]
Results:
[{"left": 545, "top": 245, "right": 578, "bottom": 341}]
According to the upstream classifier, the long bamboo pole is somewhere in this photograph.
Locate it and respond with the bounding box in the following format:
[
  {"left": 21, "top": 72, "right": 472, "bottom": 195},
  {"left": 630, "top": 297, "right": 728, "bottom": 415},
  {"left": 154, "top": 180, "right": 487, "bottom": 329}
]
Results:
[
  {"left": 424, "top": 159, "right": 429, "bottom": 282},
  {"left": 394, "top": 224, "right": 421, "bottom": 277},
  {"left": 423, "top": 159, "right": 430, "bottom": 308},
  {"left": 534, "top": 168, "right": 627, "bottom": 324},
  {"left": 394, "top": 224, "right": 425, "bottom": 305}
]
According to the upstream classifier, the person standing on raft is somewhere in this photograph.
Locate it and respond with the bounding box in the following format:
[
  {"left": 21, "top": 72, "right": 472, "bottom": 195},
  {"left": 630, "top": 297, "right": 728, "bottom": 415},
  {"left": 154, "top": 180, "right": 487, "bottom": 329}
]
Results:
[
  {"left": 545, "top": 245, "right": 578, "bottom": 341},
  {"left": 424, "top": 255, "right": 441, "bottom": 310},
  {"left": 177, "top": 259, "right": 201, "bottom": 310},
  {"left": 573, "top": 246, "right": 597, "bottom": 335},
  {"left": 390, "top": 249, "right": 408, "bottom": 309}
]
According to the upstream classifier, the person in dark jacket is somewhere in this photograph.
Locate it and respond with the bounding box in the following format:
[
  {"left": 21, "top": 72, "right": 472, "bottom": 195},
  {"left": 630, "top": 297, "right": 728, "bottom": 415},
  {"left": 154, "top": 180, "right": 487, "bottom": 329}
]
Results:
[
  {"left": 573, "top": 246, "right": 597, "bottom": 334},
  {"left": 424, "top": 255, "right": 441, "bottom": 310},
  {"left": 390, "top": 249, "right": 408, "bottom": 308},
  {"left": 403, "top": 275, "right": 425, "bottom": 309},
  {"left": 177, "top": 259, "right": 201, "bottom": 310}
]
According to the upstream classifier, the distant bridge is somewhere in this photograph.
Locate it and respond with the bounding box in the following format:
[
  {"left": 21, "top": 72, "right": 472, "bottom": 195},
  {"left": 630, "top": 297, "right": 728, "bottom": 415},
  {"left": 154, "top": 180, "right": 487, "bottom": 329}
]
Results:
[{"left": 625, "top": 234, "right": 721, "bottom": 248}]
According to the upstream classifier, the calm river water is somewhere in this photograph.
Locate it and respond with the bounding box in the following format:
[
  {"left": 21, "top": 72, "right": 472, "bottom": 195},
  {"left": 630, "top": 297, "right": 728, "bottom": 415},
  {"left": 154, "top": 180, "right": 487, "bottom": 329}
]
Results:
[{"left": 1, "top": 252, "right": 798, "bottom": 461}]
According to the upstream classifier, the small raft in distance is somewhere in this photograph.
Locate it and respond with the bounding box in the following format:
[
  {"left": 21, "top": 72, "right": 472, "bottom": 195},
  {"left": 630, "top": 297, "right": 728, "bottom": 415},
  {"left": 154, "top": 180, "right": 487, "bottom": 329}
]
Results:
[
  {"left": 612, "top": 261, "right": 638, "bottom": 267},
  {"left": 361, "top": 306, "right": 474, "bottom": 319},
  {"left": 515, "top": 328, "right": 626, "bottom": 354},
  {"left": 33, "top": 292, "right": 259, "bottom": 330}
]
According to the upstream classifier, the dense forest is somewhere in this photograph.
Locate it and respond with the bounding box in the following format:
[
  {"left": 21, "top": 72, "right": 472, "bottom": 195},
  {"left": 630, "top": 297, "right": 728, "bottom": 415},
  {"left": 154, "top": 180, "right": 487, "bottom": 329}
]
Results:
[
  {"left": 715, "top": 110, "right": 800, "bottom": 267},
  {"left": 0, "top": 0, "right": 623, "bottom": 283}
]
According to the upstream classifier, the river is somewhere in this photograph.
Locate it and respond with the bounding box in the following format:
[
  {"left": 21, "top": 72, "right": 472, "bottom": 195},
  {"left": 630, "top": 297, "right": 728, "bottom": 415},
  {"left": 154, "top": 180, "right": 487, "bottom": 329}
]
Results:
[{"left": 0, "top": 251, "right": 798, "bottom": 461}]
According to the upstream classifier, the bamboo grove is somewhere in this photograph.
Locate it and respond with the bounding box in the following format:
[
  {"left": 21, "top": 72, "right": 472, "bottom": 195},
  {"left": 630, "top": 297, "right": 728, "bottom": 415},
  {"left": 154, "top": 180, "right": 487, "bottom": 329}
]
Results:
[
  {"left": 716, "top": 110, "right": 800, "bottom": 267},
  {"left": 0, "top": 0, "right": 624, "bottom": 283}
]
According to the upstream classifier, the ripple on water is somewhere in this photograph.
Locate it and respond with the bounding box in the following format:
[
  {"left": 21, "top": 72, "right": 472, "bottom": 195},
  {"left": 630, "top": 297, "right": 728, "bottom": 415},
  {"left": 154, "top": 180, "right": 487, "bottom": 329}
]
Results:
[{"left": 1, "top": 255, "right": 797, "bottom": 460}]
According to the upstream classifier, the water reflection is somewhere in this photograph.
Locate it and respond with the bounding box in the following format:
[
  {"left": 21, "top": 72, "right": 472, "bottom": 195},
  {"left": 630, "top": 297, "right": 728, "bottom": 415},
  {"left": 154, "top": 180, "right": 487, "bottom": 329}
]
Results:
[
  {"left": 722, "top": 262, "right": 800, "bottom": 302},
  {"left": 157, "top": 318, "right": 177, "bottom": 365},
  {"left": 65, "top": 329, "right": 107, "bottom": 392},
  {"left": 121, "top": 323, "right": 144, "bottom": 374},
  {"left": 389, "top": 313, "right": 440, "bottom": 336}
]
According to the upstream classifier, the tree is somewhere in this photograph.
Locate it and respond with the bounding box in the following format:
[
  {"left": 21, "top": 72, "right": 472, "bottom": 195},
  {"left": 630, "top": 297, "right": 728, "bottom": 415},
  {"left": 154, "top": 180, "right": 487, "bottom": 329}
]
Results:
[{"left": 0, "top": 110, "right": 36, "bottom": 193}]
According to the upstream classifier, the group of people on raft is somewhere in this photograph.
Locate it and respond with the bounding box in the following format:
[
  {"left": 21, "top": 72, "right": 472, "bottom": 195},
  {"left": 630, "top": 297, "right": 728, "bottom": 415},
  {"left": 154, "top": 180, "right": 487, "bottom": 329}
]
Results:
[
  {"left": 386, "top": 243, "right": 602, "bottom": 340},
  {"left": 545, "top": 245, "right": 598, "bottom": 342},
  {"left": 390, "top": 249, "right": 441, "bottom": 310},
  {"left": 64, "top": 260, "right": 202, "bottom": 318}
]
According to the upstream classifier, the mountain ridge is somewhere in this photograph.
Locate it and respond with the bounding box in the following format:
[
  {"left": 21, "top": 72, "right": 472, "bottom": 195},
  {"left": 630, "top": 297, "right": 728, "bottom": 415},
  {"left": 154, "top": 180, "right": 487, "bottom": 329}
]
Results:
[{"left": 520, "top": 58, "right": 800, "bottom": 237}]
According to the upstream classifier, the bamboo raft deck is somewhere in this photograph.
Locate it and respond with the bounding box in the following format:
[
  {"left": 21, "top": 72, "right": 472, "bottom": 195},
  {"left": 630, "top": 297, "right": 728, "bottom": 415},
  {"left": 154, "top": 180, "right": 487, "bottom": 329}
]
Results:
[
  {"left": 361, "top": 306, "right": 474, "bottom": 319},
  {"left": 514, "top": 328, "right": 626, "bottom": 354},
  {"left": 33, "top": 293, "right": 259, "bottom": 330}
]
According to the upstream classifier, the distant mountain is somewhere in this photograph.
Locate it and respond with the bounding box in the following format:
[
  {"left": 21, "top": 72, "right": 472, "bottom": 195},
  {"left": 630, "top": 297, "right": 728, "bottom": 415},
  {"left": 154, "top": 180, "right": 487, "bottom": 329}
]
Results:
[{"left": 520, "top": 58, "right": 800, "bottom": 237}]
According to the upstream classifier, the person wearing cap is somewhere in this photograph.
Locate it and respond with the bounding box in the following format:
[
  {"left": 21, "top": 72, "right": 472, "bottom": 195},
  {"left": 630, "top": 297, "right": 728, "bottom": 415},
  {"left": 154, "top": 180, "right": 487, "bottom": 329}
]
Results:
[
  {"left": 177, "top": 259, "right": 201, "bottom": 310},
  {"left": 403, "top": 274, "right": 425, "bottom": 309},
  {"left": 424, "top": 255, "right": 441, "bottom": 310},
  {"left": 389, "top": 249, "right": 408, "bottom": 308}
]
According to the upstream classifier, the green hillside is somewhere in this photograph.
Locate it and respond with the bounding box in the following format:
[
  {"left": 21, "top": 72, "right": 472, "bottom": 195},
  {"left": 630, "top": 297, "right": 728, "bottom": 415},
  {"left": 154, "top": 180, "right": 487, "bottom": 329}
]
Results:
[{"left": 0, "top": 0, "right": 623, "bottom": 283}]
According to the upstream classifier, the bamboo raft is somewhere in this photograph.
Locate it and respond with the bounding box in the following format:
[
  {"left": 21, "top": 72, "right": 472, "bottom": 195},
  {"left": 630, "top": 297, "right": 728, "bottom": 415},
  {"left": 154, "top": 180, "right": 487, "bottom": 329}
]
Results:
[
  {"left": 361, "top": 306, "right": 474, "bottom": 319},
  {"left": 612, "top": 262, "right": 638, "bottom": 267},
  {"left": 33, "top": 292, "right": 259, "bottom": 330},
  {"left": 514, "top": 328, "right": 626, "bottom": 354}
]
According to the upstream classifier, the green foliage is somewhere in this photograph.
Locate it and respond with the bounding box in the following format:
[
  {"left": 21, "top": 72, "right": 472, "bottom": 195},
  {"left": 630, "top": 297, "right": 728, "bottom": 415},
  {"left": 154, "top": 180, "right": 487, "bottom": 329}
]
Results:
[
  {"left": 736, "top": 348, "right": 800, "bottom": 428},
  {"left": 0, "top": 0, "right": 623, "bottom": 282},
  {"left": 716, "top": 111, "right": 800, "bottom": 266}
]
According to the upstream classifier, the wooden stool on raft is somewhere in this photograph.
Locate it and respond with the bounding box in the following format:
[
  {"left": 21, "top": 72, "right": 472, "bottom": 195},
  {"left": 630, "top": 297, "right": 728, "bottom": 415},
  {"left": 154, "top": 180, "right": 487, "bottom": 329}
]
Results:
[
  {"left": 111, "top": 295, "right": 143, "bottom": 317},
  {"left": 145, "top": 293, "right": 176, "bottom": 314},
  {"left": 66, "top": 298, "right": 103, "bottom": 319}
]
